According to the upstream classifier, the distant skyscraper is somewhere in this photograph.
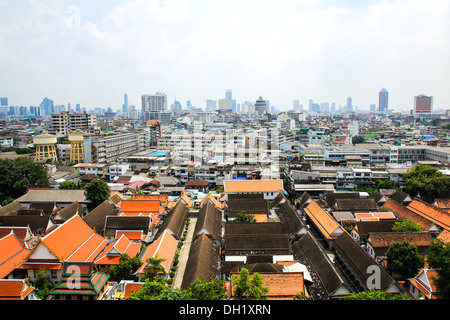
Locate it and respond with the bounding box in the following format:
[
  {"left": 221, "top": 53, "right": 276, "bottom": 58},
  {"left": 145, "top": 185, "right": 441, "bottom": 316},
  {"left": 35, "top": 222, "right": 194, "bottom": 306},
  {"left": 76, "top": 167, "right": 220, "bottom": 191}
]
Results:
[
  {"left": 0, "top": 97, "right": 8, "bottom": 106},
  {"left": 40, "top": 97, "right": 54, "bottom": 115},
  {"left": 254, "top": 96, "right": 267, "bottom": 115},
  {"left": 378, "top": 88, "right": 389, "bottom": 114},
  {"left": 122, "top": 94, "right": 129, "bottom": 114},
  {"left": 414, "top": 94, "right": 432, "bottom": 116},
  {"left": 226, "top": 89, "right": 236, "bottom": 112},
  {"left": 346, "top": 97, "right": 352, "bottom": 112}
]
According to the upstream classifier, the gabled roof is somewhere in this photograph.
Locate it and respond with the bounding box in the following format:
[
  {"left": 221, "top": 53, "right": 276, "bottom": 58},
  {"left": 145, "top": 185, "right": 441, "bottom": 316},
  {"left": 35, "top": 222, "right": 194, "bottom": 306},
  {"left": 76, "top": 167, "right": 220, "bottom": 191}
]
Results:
[
  {"left": 135, "top": 230, "right": 178, "bottom": 275},
  {"left": 304, "top": 201, "right": 344, "bottom": 240},
  {"left": 83, "top": 199, "right": 119, "bottom": 234},
  {"left": 0, "top": 201, "right": 25, "bottom": 217},
  {"left": 409, "top": 269, "right": 439, "bottom": 299},
  {"left": 381, "top": 199, "right": 435, "bottom": 231},
  {"left": 39, "top": 214, "right": 108, "bottom": 263},
  {"left": 0, "top": 279, "right": 35, "bottom": 300},
  {"left": 389, "top": 191, "right": 413, "bottom": 204},
  {"left": 432, "top": 198, "right": 450, "bottom": 211},
  {"left": 181, "top": 233, "right": 221, "bottom": 290},
  {"left": 333, "top": 198, "right": 378, "bottom": 213},
  {"left": 224, "top": 179, "right": 283, "bottom": 193},
  {"left": 153, "top": 199, "right": 189, "bottom": 240},
  {"left": 368, "top": 232, "right": 432, "bottom": 253},
  {"left": 16, "top": 189, "right": 88, "bottom": 204},
  {"left": 407, "top": 199, "right": 450, "bottom": 231},
  {"left": 199, "top": 193, "right": 224, "bottom": 209},
  {"left": 333, "top": 232, "right": 402, "bottom": 293},
  {"left": 94, "top": 234, "right": 141, "bottom": 266},
  {"left": 194, "top": 201, "right": 222, "bottom": 241},
  {"left": 104, "top": 216, "right": 151, "bottom": 240},
  {"left": 119, "top": 200, "right": 161, "bottom": 216},
  {"left": 0, "top": 233, "right": 31, "bottom": 279},
  {"left": 292, "top": 232, "right": 352, "bottom": 299},
  {"left": 53, "top": 201, "right": 86, "bottom": 222}
]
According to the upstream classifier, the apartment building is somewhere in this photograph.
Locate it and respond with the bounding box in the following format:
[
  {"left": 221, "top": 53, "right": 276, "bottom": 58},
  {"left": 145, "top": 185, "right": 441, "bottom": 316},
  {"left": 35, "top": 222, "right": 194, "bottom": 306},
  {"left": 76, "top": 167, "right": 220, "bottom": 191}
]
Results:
[
  {"left": 49, "top": 112, "right": 98, "bottom": 136},
  {"left": 92, "top": 131, "right": 150, "bottom": 164}
]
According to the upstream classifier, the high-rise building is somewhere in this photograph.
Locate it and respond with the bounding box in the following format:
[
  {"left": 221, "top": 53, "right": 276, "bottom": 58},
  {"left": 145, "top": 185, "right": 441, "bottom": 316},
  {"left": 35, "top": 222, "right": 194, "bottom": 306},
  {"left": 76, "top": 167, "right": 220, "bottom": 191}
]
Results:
[
  {"left": 142, "top": 92, "right": 167, "bottom": 121},
  {"left": 122, "top": 94, "right": 129, "bottom": 114},
  {"left": 346, "top": 97, "right": 352, "bottom": 112},
  {"left": 414, "top": 94, "right": 433, "bottom": 116},
  {"left": 40, "top": 97, "right": 54, "bottom": 115},
  {"left": 142, "top": 92, "right": 167, "bottom": 113},
  {"left": 378, "top": 88, "right": 389, "bottom": 114},
  {"left": 255, "top": 96, "right": 267, "bottom": 115}
]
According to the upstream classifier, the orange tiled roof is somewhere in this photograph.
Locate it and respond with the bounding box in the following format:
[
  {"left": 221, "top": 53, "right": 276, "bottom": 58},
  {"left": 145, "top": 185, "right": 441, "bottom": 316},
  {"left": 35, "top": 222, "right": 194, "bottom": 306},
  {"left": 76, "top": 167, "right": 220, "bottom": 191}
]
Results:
[
  {"left": 224, "top": 180, "right": 283, "bottom": 193},
  {"left": 40, "top": 215, "right": 108, "bottom": 263},
  {"left": 368, "top": 232, "right": 432, "bottom": 248},
  {"left": 409, "top": 269, "right": 439, "bottom": 299},
  {"left": 407, "top": 199, "right": 450, "bottom": 231},
  {"left": 132, "top": 194, "right": 168, "bottom": 207},
  {"left": 0, "top": 233, "right": 31, "bottom": 279},
  {"left": 94, "top": 234, "right": 141, "bottom": 266},
  {"left": 135, "top": 230, "right": 178, "bottom": 275},
  {"left": 119, "top": 200, "right": 161, "bottom": 216},
  {"left": 0, "top": 279, "right": 35, "bottom": 300},
  {"left": 200, "top": 193, "right": 225, "bottom": 209},
  {"left": 304, "top": 201, "right": 344, "bottom": 239},
  {"left": 382, "top": 199, "right": 434, "bottom": 231}
]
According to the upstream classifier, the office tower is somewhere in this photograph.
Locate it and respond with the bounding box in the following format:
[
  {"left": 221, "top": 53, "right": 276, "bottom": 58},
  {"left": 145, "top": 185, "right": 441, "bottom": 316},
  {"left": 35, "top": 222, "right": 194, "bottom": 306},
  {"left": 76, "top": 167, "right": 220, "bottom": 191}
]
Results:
[
  {"left": 378, "top": 88, "right": 389, "bottom": 114},
  {"left": 0, "top": 97, "right": 7, "bottom": 106},
  {"left": 346, "top": 97, "right": 352, "bottom": 112},
  {"left": 370, "top": 104, "right": 376, "bottom": 112},
  {"left": 293, "top": 100, "right": 303, "bottom": 110},
  {"left": 142, "top": 92, "right": 167, "bottom": 113},
  {"left": 255, "top": 96, "right": 267, "bottom": 115},
  {"left": 206, "top": 99, "right": 217, "bottom": 111},
  {"left": 122, "top": 94, "right": 129, "bottom": 114},
  {"left": 414, "top": 94, "right": 433, "bottom": 116},
  {"left": 40, "top": 97, "right": 54, "bottom": 115},
  {"left": 171, "top": 99, "right": 182, "bottom": 112},
  {"left": 226, "top": 89, "right": 232, "bottom": 101},
  {"left": 309, "top": 99, "right": 313, "bottom": 111}
]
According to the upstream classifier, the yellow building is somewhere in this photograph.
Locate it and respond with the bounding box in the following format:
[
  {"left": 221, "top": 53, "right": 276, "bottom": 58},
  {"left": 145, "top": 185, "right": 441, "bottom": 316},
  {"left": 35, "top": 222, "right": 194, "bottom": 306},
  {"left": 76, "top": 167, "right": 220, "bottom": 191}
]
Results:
[
  {"left": 69, "top": 130, "right": 85, "bottom": 163},
  {"left": 33, "top": 131, "right": 57, "bottom": 162}
]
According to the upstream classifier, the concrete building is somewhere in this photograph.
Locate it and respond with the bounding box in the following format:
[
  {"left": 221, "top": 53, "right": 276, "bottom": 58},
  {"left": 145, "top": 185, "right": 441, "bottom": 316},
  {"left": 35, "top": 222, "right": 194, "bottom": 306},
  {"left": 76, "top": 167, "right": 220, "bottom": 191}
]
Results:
[{"left": 49, "top": 112, "right": 98, "bottom": 137}]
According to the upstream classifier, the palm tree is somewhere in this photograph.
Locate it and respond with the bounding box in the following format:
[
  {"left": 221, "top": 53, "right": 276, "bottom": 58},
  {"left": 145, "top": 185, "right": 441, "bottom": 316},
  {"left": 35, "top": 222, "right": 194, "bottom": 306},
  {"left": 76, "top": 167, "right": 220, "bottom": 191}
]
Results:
[{"left": 141, "top": 256, "right": 167, "bottom": 281}]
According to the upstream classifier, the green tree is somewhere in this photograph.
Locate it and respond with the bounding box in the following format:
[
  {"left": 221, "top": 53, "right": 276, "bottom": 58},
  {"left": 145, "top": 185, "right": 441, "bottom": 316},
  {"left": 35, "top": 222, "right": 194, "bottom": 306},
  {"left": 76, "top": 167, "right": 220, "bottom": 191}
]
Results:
[
  {"left": 33, "top": 269, "right": 54, "bottom": 300},
  {"left": 126, "top": 279, "right": 171, "bottom": 300},
  {"left": 426, "top": 239, "right": 450, "bottom": 299},
  {"left": 386, "top": 241, "right": 425, "bottom": 278},
  {"left": 0, "top": 158, "right": 50, "bottom": 204},
  {"left": 233, "top": 211, "right": 256, "bottom": 223},
  {"left": 84, "top": 178, "right": 110, "bottom": 210},
  {"left": 352, "top": 135, "right": 366, "bottom": 144},
  {"left": 392, "top": 220, "right": 423, "bottom": 232},
  {"left": 186, "top": 279, "right": 228, "bottom": 300},
  {"left": 232, "top": 268, "right": 269, "bottom": 300},
  {"left": 58, "top": 181, "right": 84, "bottom": 190},
  {"left": 109, "top": 254, "right": 142, "bottom": 279},
  {"left": 141, "top": 256, "right": 167, "bottom": 282},
  {"left": 402, "top": 164, "right": 450, "bottom": 199},
  {"left": 345, "top": 290, "right": 413, "bottom": 300}
]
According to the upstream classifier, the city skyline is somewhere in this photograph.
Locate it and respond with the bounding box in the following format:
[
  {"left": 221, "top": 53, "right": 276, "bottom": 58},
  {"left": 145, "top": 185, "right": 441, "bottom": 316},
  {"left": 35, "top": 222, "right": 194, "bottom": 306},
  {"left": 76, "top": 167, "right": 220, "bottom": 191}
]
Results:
[{"left": 1, "top": 0, "right": 449, "bottom": 111}]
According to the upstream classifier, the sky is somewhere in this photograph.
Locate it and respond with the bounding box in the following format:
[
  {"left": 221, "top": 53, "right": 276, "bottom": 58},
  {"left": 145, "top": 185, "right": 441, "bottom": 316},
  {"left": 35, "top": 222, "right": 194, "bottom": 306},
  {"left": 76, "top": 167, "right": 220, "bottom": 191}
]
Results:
[{"left": 0, "top": 0, "right": 449, "bottom": 112}]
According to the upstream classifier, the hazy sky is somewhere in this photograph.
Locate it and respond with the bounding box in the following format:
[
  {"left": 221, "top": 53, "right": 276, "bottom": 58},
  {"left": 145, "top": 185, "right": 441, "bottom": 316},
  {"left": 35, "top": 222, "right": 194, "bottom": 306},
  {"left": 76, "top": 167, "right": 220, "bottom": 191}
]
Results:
[{"left": 1, "top": 0, "right": 449, "bottom": 112}]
